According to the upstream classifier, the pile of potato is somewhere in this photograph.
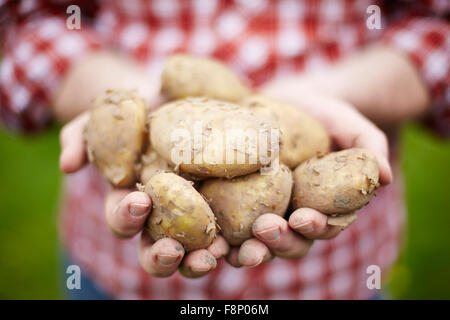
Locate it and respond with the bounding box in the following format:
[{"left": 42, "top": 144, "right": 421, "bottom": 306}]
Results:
[{"left": 84, "top": 54, "right": 380, "bottom": 252}]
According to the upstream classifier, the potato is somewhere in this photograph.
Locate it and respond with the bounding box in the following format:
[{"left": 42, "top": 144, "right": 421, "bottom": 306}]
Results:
[
  {"left": 149, "top": 97, "right": 279, "bottom": 179},
  {"left": 84, "top": 90, "right": 146, "bottom": 187},
  {"left": 200, "top": 164, "right": 293, "bottom": 245},
  {"left": 241, "top": 95, "right": 330, "bottom": 168},
  {"left": 161, "top": 54, "right": 250, "bottom": 102},
  {"left": 327, "top": 212, "right": 357, "bottom": 229},
  {"left": 142, "top": 172, "right": 216, "bottom": 251},
  {"left": 291, "top": 148, "right": 380, "bottom": 216},
  {"left": 138, "top": 145, "right": 205, "bottom": 185},
  {"left": 138, "top": 146, "right": 172, "bottom": 185}
]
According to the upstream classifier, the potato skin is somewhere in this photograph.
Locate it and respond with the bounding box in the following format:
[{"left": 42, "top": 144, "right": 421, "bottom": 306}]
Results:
[
  {"left": 161, "top": 54, "right": 250, "bottom": 102},
  {"left": 292, "top": 148, "right": 380, "bottom": 215},
  {"left": 138, "top": 146, "right": 172, "bottom": 185},
  {"left": 84, "top": 90, "right": 146, "bottom": 187},
  {"left": 241, "top": 95, "right": 330, "bottom": 168},
  {"left": 149, "top": 97, "right": 279, "bottom": 179},
  {"left": 144, "top": 172, "right": 216, "bottom": 252},
  {"left": 200, "top": 164, "right": 293, "bottom": 245},
  {"left": 138, "top": 145, "right": 205, "bottom": 185}
]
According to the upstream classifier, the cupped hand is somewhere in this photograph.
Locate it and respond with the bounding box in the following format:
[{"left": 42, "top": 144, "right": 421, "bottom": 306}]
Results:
[
  {"left": 59, "top": 111, "right": 229, "bottom": 278},
  {"left": 228, "top": 90, "right": 392, "bottom": 268}
]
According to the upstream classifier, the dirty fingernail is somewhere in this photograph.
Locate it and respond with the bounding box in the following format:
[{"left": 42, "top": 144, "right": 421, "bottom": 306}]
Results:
[
  {"left": 256, "top": 227, "right": 280, "bottom": 241},
  {"left": 191, "top": 257, "right": 216, "bottom": 273},
  {"left": 293, "top": 221, "right": 314, "bottom": 233},
  {"left": 130, "top": 203, "right": 150, "bottom": 218},
  {"left": 157, "top": 254, "right": 179, "bottom": 266},
  {"left": 202, "top": 253, "right": 217, "bottom": 268}
]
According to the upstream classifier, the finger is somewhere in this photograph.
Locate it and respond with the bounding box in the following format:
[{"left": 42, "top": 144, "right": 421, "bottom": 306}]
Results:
[
  {"left": 104, "top": 189, "right": 151, "bottom": 238},
  {"left": 323, "top": 103, "right": 392, "bottom": 184},
  {"left": 225, "top": 247, "right": 242, "bottom": 268},
  {"left": 59, "top": 112, "right": 90, "bottom": 173},
  {"left": 252, "top": 213, "right": 313, "bottom": 258},
  {"left": 238, "top": 238, "right": 273, "bottom": 267},
  {"left": 178, "top": 249, "right": 217, "bottom": 278},
  {"left": 139, "top": 232, "right": 185, "bottom": 277},
  {"left": 289, "top": 208, "right": 342, "bottom": 240},
  {"left": 207, "top": 235, "right": 230, "bottom": 259}
]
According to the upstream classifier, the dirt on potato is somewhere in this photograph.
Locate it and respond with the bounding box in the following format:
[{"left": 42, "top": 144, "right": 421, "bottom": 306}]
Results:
[
  {"left": 143, "top": 172, "right": 217, "bottom": 252},
  {"left": 292, "top": 148, "right": 380, "bottom": 215},
  {"left": 161, "top": 54, "right": 250, "bottom": 102},
  {"left": 149, "top": 97, "right": 279, "bottom": 179},
  {"left": 200, "top": 164, "right": 293, "bottom": 245},
  {"left": 84, "top": 90, "right": 146, "bottom": 187},
  {"left": 241, "top": 94, "right": 330, "bottom": 169}
]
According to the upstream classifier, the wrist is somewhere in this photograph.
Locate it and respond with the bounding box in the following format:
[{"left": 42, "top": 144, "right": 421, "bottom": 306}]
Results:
[
  {"left": 260, "top": 70, "right": 349, "bottom": 108},
  {"left": 299, "top": 68, "right": 354, "bottom": 101},
  {"left": 52, "top": 51, "right": 161, "bottom": 122}
]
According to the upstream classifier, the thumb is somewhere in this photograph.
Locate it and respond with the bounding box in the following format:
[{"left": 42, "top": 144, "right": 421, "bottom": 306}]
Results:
[{"left": 59, "top": 112, "right": 90, "bottom": 173}]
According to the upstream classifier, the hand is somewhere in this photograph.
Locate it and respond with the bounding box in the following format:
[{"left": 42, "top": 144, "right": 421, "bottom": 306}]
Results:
[
  {"left": 59, "top": 112, "right": 230, "bottom": 278},
  {"left": 227, "top": 89, "right": 392, "bottom": 267}
]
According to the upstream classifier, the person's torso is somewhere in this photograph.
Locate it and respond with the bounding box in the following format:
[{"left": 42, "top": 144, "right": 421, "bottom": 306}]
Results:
[{"left": 61, "top": 0, "right": 405, "bottom": 300}]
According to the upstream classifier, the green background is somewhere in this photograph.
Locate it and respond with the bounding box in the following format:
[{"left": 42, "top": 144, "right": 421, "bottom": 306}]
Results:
[{"left": 0, "top": 123, "right": 449, "bottom": 299}]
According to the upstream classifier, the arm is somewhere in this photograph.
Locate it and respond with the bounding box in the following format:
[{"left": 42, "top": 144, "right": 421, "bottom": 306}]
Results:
[
  {"left": 57, "top": 53, "right": 229, "bottom": 279},
  {"left": 324, "top": 46, "right": 431, "bottom": 126},
  {"left": 233, "top": 14, "right": 450, "bottom": 267},
  {"left": 261, "top": 46, "right": 430, "bottom": 127},
  {"left": 51, "top": 51, "right": 161, "bottom": 122},
  {"left": 0, "top": 2, "right": 227, "bottom": 278},
  {"left": 263, "top": 12, "right": 450, "bottom": 131},
  {"left": 230, "top": 91, "right": 393, "bottom": 267}
]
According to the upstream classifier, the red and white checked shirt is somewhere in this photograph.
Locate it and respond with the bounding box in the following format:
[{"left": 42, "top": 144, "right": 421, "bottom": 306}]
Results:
[{"left": 1, "top": 0, "right": 449, "bottom": 299}]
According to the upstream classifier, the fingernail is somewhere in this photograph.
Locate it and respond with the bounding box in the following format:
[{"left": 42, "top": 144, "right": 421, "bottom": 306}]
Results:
[
  {"left": 191, "top": 266, "right": 212, "bottom": 273},
  {"left": 293, "top": 221, "right": 314, "bottom": 233},
  {"left": 190, "top": 253, "right": 216, "bottom": 273},
  {"left": 130, "top": 203, "right": 150, "bottom": 218},
  {"left": 157, "top": 254, "right": 179, "bottom": 266},
  {"left": 203, "top": 253, "right": 217, "bottom": 268},
  {"left": 256, "top": 226, "right": 280, "bottom": 241},
  {"left": 248, "top": 257, "right": 263, "bottom": 268}
]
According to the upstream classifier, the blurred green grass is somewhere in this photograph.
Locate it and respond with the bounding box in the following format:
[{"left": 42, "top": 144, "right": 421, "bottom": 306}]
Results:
[
  {"left": 0, "top": 123, "right": 449, "bottom": 299},
  {"left": 0, "top": 125, "right": 61, "bottom": 299},
  {"left": 390, "top": 124, "right": 450, "bottom": 299}
]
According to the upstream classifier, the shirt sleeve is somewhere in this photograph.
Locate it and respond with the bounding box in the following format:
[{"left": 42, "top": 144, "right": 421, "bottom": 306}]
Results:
[
  {"left": 378, "top": 2, "right": 450, "bottom": 137},
  {"left": 0, "top": 0, "right": 103, "bottom": 133}
]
